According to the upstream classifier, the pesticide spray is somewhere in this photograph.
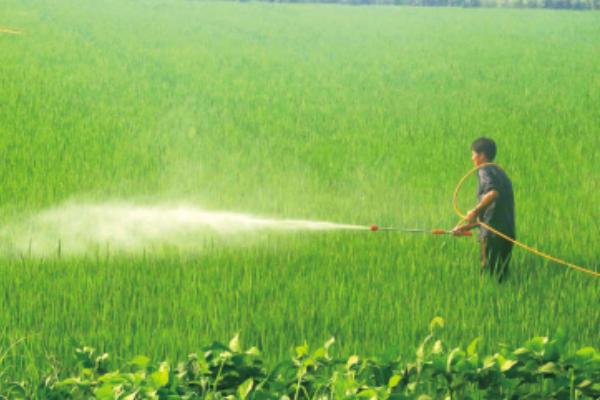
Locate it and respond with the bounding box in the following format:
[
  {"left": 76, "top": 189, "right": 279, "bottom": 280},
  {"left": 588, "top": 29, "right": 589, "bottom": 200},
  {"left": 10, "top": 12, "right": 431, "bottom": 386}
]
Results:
[
  {"left": 0, "top": 202, "right": 469, "bottom": 258},
  {"left": 0, "top": 202, "right": 366, "bottom": 257}
]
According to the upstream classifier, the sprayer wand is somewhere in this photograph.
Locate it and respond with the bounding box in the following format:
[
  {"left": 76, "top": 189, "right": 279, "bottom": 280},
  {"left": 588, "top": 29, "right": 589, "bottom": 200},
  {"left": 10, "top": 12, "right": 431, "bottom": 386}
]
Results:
[{"left": 369, "top": 225, "right": 472, "bottom": 236}]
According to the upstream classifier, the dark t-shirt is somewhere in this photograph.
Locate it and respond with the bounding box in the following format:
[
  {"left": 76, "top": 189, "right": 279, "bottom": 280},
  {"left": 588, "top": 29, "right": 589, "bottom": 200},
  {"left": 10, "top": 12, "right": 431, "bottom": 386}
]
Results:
[{"left": 477, "top": 165, "right": 515, "bottom": 240}]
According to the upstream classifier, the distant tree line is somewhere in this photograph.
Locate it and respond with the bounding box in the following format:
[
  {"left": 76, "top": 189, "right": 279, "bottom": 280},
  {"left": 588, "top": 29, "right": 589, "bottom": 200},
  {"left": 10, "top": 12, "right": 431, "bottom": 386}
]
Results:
[{"left": 242, "top": 0, "right": 599, "bottom": 9}]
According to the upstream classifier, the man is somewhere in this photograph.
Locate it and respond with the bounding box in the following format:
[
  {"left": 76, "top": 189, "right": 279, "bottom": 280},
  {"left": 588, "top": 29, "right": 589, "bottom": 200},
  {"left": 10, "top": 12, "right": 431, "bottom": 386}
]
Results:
[{"left": 452, "top": 137, "right": 516, "bottom": 282}]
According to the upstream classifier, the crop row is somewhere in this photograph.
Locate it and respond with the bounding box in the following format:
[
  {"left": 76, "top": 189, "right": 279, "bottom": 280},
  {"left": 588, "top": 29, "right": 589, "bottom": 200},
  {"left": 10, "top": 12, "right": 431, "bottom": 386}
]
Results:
[{"left": 2, "top": 318, "right": 598, "bottom": 399}]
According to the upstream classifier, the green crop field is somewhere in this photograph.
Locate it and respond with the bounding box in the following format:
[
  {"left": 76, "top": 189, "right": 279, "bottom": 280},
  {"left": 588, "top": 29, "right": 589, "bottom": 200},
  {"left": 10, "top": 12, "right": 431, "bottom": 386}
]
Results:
[{"left": 1, "top": 0, "right": 599, "bottom": 388}]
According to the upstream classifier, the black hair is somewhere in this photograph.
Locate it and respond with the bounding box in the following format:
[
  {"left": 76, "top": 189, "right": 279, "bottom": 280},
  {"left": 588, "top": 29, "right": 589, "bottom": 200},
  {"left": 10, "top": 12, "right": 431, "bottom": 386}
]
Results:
[{"left": 471, "top": 137, "right": 497, "bottom": 161}]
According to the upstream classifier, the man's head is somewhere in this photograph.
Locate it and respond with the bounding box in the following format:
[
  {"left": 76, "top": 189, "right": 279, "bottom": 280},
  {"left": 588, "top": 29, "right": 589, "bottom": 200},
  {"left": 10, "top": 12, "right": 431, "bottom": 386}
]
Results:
[{"left": 471, "top": 137, "right": 496, "bottom": 166}]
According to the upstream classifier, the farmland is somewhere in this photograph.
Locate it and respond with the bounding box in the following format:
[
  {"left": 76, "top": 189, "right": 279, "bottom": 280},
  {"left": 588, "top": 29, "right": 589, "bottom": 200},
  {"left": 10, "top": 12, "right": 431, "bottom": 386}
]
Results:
[{"left": 1, "top": 0, "right": 599, "bottom": 387}]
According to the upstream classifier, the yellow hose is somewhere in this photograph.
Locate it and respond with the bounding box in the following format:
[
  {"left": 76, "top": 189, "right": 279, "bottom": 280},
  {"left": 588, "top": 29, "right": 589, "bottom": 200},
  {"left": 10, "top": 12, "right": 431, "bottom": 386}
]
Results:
[
  {"left": 0, "top": 27, "right": 22, "bottom": 35},
  {"left": 453, "top": 162, "right": 600, "bottom": 278}
]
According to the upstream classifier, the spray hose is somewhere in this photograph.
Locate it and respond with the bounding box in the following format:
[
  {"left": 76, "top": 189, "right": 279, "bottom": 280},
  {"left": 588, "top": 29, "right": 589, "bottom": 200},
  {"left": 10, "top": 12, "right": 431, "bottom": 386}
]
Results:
[
  {"left": 453, "top": 163, "right": 600, "bottom": 278},
  {"left": 0, "top": 27, "right": 22, "bottom": 35}
]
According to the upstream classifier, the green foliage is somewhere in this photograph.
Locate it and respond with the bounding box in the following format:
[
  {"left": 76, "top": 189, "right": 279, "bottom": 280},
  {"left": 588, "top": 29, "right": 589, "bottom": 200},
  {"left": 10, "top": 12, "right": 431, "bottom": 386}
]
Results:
[
  {"left": 0, "top": 0, "right": 599, "bottom": 385},
  {"left": 251, "top": 0, "right": 599, "bottom": 8},
  {"left": 2, "top": 320, "right": 599, "bottom": 399}
]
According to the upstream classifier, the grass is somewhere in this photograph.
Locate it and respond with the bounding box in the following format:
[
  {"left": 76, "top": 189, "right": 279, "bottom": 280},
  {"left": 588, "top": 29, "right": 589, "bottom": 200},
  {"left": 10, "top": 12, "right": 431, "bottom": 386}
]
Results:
[{"left": 1, "top": 0, "right": 599, "bottom": 382}]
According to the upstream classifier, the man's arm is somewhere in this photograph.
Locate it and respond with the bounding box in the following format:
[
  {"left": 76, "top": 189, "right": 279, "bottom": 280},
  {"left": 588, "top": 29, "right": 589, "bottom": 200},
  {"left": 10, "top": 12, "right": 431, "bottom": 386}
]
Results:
[
  {"left": 465, "top": 189, "right": 499, "bottom": 223},
  {"left": 452, "top": 190, "right": 499, "bottom": 234}
]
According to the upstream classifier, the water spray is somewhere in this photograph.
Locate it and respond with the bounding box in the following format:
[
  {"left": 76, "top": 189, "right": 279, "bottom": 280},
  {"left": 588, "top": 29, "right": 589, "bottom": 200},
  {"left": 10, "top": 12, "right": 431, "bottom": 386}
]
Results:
[{"left": 1, "top": 202, "right": 473, "bottom": 258}]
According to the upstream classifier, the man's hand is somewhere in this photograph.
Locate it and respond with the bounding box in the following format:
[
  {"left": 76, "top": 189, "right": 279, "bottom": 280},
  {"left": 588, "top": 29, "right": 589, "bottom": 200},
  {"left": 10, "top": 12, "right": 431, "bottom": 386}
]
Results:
[
  {"left": 451, "top": 224, "right": 469, "bottom": 236},
  {"left": 452, "top": 191, "right": 498, "bottom": 236},
  {"left": 462, "top": 190, "right": 497, "bottom": 225},
  {"left": 451, "top": 220, "right": 479, "bottom": 236}
]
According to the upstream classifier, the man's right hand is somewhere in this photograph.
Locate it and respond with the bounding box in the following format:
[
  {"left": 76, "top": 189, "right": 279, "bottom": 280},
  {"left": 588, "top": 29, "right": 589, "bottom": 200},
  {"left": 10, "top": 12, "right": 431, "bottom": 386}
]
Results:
[
  {"left": 451, "top": 224, "right": 470, "bottom": 236},
  {"left": 452, "top": 220, "right": 481, "bottom": 235}
]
